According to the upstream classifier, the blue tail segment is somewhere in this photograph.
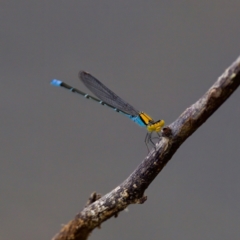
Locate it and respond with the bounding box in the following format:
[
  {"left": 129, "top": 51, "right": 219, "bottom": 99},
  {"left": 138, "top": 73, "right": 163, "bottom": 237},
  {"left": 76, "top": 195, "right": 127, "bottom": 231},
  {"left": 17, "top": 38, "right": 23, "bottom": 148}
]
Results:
[{"left": 51, "top": 79, "right": 63, "bottom": 87}]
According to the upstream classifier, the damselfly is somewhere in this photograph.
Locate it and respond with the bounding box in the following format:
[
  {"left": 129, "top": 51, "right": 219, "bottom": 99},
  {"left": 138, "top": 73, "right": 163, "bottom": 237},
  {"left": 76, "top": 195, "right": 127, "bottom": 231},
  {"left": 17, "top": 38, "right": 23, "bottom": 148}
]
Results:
[{"left": 51, "top": 71, "right": 165, "bottom": 150}]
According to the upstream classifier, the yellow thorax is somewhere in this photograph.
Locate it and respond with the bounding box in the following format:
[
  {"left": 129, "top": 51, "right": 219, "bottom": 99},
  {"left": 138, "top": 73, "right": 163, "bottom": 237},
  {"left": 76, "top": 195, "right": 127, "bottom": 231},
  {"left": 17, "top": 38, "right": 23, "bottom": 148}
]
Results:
[{"left": 139, "top": 112, "right": 165, "bottom": 133}]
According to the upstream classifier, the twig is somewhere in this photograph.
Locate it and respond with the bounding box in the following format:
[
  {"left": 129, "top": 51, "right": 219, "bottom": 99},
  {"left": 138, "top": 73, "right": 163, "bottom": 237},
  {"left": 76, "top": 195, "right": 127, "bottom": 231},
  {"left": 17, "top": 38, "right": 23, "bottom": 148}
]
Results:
[{"left": 52, "top": 56, "right": 240, "bottom": 240}]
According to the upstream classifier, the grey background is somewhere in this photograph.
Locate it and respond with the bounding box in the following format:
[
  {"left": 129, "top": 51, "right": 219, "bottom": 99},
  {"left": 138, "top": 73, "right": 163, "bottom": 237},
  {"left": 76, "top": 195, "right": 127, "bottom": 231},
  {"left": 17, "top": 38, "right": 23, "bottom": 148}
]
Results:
[{"left": 1, "top": 1, "right": 240, "bottom": 240}]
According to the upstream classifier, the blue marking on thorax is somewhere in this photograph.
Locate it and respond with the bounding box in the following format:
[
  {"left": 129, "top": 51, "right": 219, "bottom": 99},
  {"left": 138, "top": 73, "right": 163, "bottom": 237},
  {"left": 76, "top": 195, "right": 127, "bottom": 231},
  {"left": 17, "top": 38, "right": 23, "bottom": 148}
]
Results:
[{"left": 128, "top": 115, "right": 146, "bottom": 127}]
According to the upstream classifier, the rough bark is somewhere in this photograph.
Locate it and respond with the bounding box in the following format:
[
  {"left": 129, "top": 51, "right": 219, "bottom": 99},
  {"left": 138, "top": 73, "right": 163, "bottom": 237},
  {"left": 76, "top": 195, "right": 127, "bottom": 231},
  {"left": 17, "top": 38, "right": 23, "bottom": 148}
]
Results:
[{"left": 52, "top": 56, "right": 240, "bottom": 240}]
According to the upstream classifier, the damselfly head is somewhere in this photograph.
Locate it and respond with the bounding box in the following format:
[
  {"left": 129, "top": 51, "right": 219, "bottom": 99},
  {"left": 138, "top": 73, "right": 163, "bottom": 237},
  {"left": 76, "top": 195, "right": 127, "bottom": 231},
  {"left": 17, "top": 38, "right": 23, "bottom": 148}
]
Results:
[{"left": 147, "top": 119, "right": 165, "bottom": 133}]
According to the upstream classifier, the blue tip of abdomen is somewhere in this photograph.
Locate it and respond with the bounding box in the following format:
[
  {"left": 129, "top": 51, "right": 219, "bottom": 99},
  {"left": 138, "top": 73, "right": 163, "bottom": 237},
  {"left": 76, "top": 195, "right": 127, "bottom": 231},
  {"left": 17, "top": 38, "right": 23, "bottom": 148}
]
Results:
[{"left": 51, "top": 79, "right": 62, "bottom": 86}]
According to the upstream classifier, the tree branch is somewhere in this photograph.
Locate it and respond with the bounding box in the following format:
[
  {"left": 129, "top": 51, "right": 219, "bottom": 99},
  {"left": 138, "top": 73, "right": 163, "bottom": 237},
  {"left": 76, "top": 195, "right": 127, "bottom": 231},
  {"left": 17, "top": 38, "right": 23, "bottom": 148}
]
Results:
[{"left": 52, "top": 56, "right": 240, "bottom": 240}]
